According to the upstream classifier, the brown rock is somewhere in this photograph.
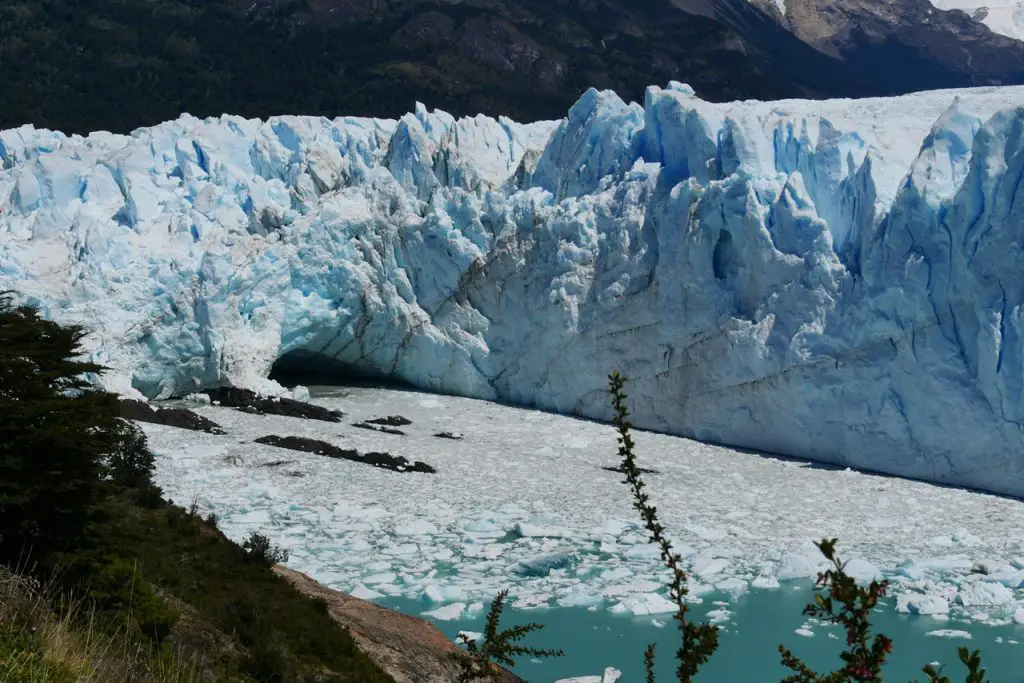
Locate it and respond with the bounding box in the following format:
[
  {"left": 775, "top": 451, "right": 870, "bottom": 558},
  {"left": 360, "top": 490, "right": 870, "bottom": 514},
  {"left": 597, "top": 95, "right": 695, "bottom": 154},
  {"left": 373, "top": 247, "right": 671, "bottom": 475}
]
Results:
[{"left": 273, "top": 566, "right": 526, "bottom": 683}]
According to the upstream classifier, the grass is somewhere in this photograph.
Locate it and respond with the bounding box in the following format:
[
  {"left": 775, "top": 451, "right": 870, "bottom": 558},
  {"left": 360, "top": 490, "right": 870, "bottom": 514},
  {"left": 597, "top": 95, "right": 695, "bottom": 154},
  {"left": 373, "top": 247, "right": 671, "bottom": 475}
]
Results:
[
  {"left": 43, "top": 491, "right": 394, "bottom": 683},
  {"left": 0, "top": 566, "right": 198, "bottom": 682},
  {"left": 0, "top": 491, "right": 394, "bottom": 683}
]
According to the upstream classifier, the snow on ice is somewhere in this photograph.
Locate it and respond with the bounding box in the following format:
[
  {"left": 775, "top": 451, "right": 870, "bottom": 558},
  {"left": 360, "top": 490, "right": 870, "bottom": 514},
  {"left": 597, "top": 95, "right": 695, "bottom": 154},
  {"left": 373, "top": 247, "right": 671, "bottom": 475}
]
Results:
[{"left": 927, "top": 0, "right": 1024, "bottom": 41}]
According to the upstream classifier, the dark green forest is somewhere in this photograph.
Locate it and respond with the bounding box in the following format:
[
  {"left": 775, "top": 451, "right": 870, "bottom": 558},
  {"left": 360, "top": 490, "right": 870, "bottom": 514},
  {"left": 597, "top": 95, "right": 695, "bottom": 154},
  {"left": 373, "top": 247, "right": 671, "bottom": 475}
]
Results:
[{"left": 0, "top": 0, "right": 868, "bottom": 134}]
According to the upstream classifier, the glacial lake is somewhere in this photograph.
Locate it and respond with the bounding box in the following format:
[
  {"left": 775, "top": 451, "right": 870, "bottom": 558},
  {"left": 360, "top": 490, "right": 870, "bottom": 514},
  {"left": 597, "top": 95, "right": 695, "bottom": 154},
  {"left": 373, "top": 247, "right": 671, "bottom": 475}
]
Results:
[
  {"left": 382, "top": 587, "right": 1024, "bottom": 682},
  {"left": 146, "top": 384, "right": 1024, "bottom": 682}
]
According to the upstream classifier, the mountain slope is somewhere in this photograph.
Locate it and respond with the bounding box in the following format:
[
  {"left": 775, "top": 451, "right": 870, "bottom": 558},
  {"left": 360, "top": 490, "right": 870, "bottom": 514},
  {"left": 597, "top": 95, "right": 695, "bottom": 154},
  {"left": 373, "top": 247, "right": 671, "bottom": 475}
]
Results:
[
  {"left": 0, "top": 0, "right": 951, "bottom": 134},
  {"left": 928, "top": 0, "right": 1024, "bottom": 41},
  {"left": 731, "top": 0, "right": 1024, "bottom": 90}
]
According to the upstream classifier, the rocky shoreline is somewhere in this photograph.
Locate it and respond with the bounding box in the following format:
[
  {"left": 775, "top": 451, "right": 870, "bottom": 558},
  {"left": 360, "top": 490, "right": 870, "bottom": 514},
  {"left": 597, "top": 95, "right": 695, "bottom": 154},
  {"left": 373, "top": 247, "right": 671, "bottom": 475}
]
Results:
[{"left": 272, "top": 566, "right": 524, "bottom": 683}]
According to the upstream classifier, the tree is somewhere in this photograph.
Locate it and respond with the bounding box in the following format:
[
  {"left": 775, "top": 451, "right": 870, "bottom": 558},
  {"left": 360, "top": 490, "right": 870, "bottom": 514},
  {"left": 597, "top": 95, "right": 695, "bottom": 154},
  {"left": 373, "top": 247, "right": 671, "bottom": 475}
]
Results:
[
  {"left": 103, "top": 418, "right": 156, "bottom": 493},
  {"left": 0, "top": 294, "right": 124, "bottom": 566},
  {"left": 242, "top": 531, "right": 290, "bottom": 567},
  {"left": 451, "top": 589, "right": 562, "bottom": 682}
]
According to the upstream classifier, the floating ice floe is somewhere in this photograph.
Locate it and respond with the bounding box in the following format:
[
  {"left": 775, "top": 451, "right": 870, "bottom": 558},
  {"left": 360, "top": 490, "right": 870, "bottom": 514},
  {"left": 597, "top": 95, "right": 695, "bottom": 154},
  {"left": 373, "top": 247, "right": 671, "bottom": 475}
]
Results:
[
  {"left": 141, "top": 387, "right": 1024, "bottom": 629},
  {"left": 895, "top": 593, "right": 951, "bottom": 616},
  {"left": 555, "top": 666, "right": 622, "bottom": 683},
  {"left": 925, "top": 629, "right": 973, "bottom": 639}
]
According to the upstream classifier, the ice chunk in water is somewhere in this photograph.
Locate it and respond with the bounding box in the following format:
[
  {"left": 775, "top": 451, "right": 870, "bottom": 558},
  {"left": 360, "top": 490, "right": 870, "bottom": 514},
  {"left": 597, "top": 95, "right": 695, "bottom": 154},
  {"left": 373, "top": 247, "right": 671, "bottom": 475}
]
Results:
[
  {"left": 422, "top": 603, "right": 466, "bottom": 620},
  {"left": 422, "top": 584, "right": 465, "bottom": 603},
  {"left": 350, "top": 583, "right": 384, "bottom": 600},
  {"left": 706, "top": 608, "right": 733, "bottom": 624},
  {"left": 925, "top": 629, "right": 973, "bottom": 639},
  {"left": 555, "top": 667, "right": 621, "bottom": 683},
  {"left": 842, "top": 558, "right": 882, "bottom": 583},
  {"left": 777, "top": 548, "right": 828, "bottom": 580},
  {"left": 987, "top": 568, "right": 1024, "bottom": 589},
  {"left": 624, "top": 543, "right": 661, "bottom": 560},
  {"left": 515, "top": 521, "right": 571, "bottom": 538},
  {"left": 394, "top": 519, "right": 440, "bottom": 536},
  {"left": 895, "top": 593, "right": 950, "bottom": 616},
  {"left": 955, "top": 582, "right": 1015, "bottom": 607},
  {"left": 609, "top": 593, "right": 676, "bottom": 616},
  {"left": 751, "top": 576, "right": 781, "bottom": 590},
  {"left": 715, "top": 577, "right": 749, "bottom": 597},
  {"left": 692, "top": 556, "right": 731, "bottom": 578},
  {"left": 512, "top": 552, "right": 573, "bottom": 576}
]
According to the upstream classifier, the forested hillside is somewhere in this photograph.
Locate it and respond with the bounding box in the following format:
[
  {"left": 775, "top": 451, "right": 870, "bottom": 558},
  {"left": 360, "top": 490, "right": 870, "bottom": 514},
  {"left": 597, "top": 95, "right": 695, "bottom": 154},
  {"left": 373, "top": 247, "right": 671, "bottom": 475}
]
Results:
[{"left": 0, "top": 0, "right": 867, "bottom": 134}]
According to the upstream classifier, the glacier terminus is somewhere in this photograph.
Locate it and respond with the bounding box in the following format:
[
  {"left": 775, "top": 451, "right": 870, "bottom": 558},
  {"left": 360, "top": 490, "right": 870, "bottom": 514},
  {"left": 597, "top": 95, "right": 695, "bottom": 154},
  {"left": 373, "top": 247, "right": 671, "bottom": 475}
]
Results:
[{"left": 3, "top": 83, "right": 1024, "bottom": 497}]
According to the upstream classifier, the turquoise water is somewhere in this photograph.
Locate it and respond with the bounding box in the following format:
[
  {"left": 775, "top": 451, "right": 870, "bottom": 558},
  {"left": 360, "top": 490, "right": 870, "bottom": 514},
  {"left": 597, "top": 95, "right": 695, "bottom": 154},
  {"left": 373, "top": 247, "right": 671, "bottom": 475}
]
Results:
[{"left": 381, "top": 585, "right": 1024, "bottom": 682}]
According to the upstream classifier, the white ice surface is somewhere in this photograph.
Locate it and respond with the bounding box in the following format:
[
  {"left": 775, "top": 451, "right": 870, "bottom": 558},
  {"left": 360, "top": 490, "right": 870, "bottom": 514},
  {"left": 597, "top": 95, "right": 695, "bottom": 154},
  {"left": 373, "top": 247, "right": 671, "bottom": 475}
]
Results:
[
  {"left": 10, "top": 85, "right": 1024, "bottom": 495},
  {"left": 143, "top": 387, "right": 1024, "bottom": 627},
  {"left": 928, "top": 0, "right": 1024, "bottom": 40}
]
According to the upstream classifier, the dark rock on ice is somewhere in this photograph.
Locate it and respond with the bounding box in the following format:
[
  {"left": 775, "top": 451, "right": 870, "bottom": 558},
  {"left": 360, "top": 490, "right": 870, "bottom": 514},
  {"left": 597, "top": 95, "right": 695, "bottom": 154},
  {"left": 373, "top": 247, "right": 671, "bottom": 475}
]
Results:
[
  {"left": 255, "top": 435, "right": 435, "bottom": 473},
  {"left": 433, "top": 431, "right": 464, "bottom": 440},
  {"left": 204, "top": 387, "right": 344, "bottom": 422},
  {"left": 353, "top": 421, "right": 406, "bottom": 435},
  {"left": 367, "top": 415, "right": 413, "bottom": 426},
  {"left": 119, "top": 399, "right": 226, "bottom": 434}
]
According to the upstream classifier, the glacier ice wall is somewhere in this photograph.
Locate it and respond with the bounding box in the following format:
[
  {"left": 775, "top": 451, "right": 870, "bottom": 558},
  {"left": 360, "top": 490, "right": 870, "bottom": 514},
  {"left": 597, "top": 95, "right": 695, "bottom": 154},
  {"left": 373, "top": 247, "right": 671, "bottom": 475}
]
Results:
[{"left": 4, "top": 84, "right": 1024, "bottom": 495}]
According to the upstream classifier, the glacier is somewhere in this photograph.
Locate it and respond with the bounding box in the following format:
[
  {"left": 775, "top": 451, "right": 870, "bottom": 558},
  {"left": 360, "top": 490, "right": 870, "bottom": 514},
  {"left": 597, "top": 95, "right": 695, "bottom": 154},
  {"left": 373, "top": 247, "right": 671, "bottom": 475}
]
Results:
[{"left": 4, "top": 83, "right": 1024, "bottom": 495}]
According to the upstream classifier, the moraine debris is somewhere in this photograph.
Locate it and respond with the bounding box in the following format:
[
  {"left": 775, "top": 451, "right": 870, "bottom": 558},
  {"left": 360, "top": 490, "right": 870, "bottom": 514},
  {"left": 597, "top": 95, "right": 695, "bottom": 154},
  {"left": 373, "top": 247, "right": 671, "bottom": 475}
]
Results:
[
  {"left": 353, "top": 421, "right": 406, "bottom": 435},
  {"left": 204, "top": 387, "right": 344, "bottom": 422},
  {"left": 254, "top": 435, "right": 435, "bottom": 473},
  {"left": 119, "top": 399, "right": 226, "bottom": 434},
  {"left": 366, "top": 415, "right": 412, "bottom": 427},
  {"left": 433, "top": 431, "right": 464, "bottom": 440}
]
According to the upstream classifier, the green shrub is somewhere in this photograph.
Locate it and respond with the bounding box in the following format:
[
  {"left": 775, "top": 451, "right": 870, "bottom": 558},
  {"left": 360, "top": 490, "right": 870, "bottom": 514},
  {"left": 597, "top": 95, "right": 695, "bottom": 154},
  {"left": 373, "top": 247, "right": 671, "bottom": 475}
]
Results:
[
  {"left": 452, "top": 589, "right": 562, "bottom": 682},
  {"left": 242, "top": 532, "right": 289, "bottom": 567},
  {"left": 0, "top": 618, "right": 54, "bottom": 683},
  {"left": 70, "top": 500, "right": 389, "bottom": 681},
  {"left": 81, "top": 557, "right": 179, "bottom": 644},
  {"left": 222, "top": 591, "right": 293, "bottom": 682},
  {"left": 0, "top": 565, "right": 198, "bottom": 683}
]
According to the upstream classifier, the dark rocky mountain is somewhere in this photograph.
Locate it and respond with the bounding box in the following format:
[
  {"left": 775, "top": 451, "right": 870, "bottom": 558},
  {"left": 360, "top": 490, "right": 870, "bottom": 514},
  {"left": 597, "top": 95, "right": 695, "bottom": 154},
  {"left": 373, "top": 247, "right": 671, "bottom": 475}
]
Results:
[
  {"left": 701, "top": 0, "right": 1024, "bottom": 91},
  {"left": 1, "top": 0, "right": 1023, "bottom": 135}
]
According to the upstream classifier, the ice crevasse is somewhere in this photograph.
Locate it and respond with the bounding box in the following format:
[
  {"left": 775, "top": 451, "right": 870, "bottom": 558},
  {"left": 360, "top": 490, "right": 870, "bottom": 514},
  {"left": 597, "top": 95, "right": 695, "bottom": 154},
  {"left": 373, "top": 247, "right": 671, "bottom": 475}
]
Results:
[{"left": 3, "top": 82, "right": 1024, "bottom": 496}]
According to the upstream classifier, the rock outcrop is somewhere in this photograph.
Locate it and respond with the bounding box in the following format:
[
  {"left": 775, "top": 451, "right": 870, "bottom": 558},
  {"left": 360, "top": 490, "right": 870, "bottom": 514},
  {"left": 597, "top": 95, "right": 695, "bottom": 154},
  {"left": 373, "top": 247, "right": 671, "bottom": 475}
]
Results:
[{"left": 272, "top": 566, "right": 525, "bottom": 683}]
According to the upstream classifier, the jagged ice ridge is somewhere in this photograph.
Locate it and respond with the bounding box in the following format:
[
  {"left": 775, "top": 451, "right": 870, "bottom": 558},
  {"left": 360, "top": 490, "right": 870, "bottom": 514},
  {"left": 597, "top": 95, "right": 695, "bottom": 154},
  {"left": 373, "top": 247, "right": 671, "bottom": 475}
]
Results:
[{"left": 3, "top": 83, "right": 1024, "bottom": 496}]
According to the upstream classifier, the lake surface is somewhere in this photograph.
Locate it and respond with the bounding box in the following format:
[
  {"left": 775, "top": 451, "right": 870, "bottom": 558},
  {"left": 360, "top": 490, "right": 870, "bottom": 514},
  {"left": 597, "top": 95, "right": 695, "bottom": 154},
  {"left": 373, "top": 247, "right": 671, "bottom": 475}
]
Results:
[{"left": 383, "top": 587, "right": 1024, "bottom": 682}]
